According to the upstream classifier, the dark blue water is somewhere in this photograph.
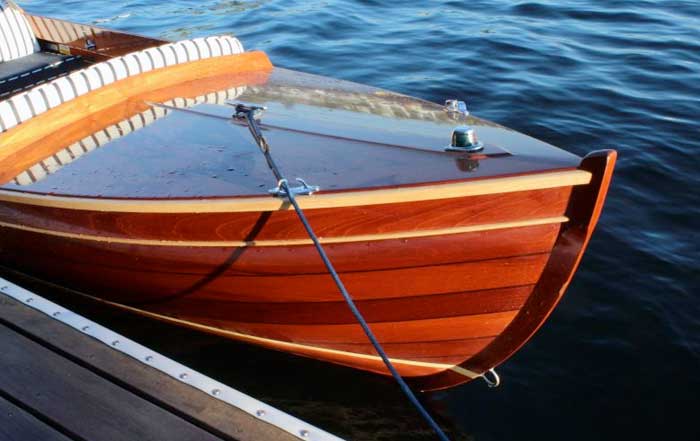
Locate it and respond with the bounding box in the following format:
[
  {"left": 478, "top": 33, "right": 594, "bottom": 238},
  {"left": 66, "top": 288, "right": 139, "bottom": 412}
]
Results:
[{"left": 19, "top": 1, "right": 700, "bottom": 440}]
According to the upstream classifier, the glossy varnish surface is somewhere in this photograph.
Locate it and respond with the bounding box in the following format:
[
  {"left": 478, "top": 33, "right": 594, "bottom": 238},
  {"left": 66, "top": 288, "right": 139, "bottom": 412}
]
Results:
[
  {"left": 0, "top": 40, "right": 615, "bottom": 388},
  {"left": 0, "top": 181, "right": 566, "bottom": 382},
  {"left": 0, "top": 65, "right": 582, "bottom": 196},
  {"left": 0, "top": 180, "right": 568, "bottom": 381},
  {"left": 1, "top": 102, "right": 580, "bottom": 197}
]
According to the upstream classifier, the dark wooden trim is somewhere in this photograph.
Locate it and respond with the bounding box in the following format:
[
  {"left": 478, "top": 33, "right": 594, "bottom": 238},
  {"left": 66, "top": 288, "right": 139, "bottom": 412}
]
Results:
[{"left": 0, "top": 394, "right": 74, "bottom": 441}]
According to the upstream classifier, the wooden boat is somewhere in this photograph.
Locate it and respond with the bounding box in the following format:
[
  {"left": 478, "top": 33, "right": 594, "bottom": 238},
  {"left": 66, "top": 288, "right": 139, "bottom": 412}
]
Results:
[{"left": 0, "top": 3, "right": 615, "bottom": 391}]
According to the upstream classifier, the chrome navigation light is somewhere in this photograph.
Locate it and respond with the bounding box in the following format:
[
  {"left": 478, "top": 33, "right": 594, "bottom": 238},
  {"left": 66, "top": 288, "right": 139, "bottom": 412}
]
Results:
[
  {"left": 444, "top": 99, "right": 469, "bottom": 116},
  {"left": 446, "top": 126, "right": 484, "bottom": 152}
]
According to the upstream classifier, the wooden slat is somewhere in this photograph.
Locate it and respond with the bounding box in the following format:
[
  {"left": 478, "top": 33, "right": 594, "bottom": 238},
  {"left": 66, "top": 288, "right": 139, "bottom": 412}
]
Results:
[
  {"left": 148, "top": 285, "right": 533, "bottom": 325},
  {"left": 0, "top": 220, "right": 561, "bottom": 274},
  {"left": 0, "top": 395, "right": 74, "bottom": 441},
  {"left": 2, "top": 252, "right": 550, "bottom": 303},
  {"left": 0, "top": 321, "right": 228, "bottom": 441},
  {"left": 0, "top": 295, "right": 301, "bottom": 441},
  {"left": 0, "top": 216, "right": 567, "bottom": 248},
  {"left": 178, "top": 311, "right": 519, "bottom": 345},
  {"left": 314, "top": 336, "right": 495, "bottom": 359},
  {"left": 160, "top": 254, "right": 550, "bottom": 301}
]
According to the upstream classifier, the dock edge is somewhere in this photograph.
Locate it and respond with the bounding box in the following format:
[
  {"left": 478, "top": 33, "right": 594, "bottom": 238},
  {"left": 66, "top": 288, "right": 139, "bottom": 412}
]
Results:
[{"left": 0, "top": 276, "right": 345, "bottom": 441}]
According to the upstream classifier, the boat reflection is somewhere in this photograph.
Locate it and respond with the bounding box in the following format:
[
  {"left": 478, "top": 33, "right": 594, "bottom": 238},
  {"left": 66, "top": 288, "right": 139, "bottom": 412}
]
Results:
[{"left": 455, "top": 157, "right": 480, "bottom": 172}]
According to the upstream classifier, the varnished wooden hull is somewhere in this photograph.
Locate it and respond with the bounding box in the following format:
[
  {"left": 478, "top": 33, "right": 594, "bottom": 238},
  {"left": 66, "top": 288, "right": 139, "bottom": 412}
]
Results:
[
  {"left": 0, "top": 152, "right": 615, "bottom": 390},
  {"left": 0, "top": 27, "right": 616, "bottom": 389}
]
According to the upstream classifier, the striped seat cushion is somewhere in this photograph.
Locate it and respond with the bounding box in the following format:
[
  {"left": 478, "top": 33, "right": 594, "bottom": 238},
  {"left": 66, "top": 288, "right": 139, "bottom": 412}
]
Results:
[
  {"left": 0, "top": 35, "right": 244, "bottom": 133},
  {"left": 0, "top": 0, "right": 40, "bottom": 62}
]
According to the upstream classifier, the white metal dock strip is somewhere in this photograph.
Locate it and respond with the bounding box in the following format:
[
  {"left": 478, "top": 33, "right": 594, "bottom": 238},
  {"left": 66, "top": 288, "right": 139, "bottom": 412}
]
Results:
[{"left": 0, "top": 276, "right": 345, "bottom": 441}]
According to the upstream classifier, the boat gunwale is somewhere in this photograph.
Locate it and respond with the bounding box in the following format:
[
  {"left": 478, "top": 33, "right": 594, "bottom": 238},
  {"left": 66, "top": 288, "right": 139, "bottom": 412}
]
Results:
[{"left": 0, "top": 168, "right": 591, "bottom": 213}]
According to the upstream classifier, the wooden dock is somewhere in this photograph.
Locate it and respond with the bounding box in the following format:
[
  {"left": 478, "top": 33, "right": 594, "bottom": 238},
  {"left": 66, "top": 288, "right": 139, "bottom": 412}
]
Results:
[{"left": 0, "top": 276, "right": 343, "bottom": 441}]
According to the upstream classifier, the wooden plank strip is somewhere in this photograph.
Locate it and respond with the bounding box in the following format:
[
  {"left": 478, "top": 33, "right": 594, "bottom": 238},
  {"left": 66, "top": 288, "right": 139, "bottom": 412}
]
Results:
[
  {"left": 0, "top": 395, "right": 74, "bottom": 441},
  {"left": 0, "top": 321, "right": 227, "bottom": 441},
  {"left": 147, "top": 285, "right": 534, "bottom": 325},
  {"left": 0, "top": 294, "right": 304, "bottom": 441},
  {"left": 0, "top": 216, "right": 568, "bottom": 247},
  {"left": 314, "top": 336, "right": 495, "bottom": 359},
  {"left": 183, "top": 310, "right": 519, "bottom": 345},
  {"left": 0, "top": 169, "right": 591, "bottom": 212},
  {"left": 2, "top": 252, "right": 550, "bottom": 303},
  {"left": 0, "top": 220, "right": 561, "bottom": 275}
]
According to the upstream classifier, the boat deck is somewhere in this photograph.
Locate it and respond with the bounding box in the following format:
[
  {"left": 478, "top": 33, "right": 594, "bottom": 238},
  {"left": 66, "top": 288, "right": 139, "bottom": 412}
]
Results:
[
  {"left": 0, "top": 67, "right": 582, "bottom": 197},
  {"left": 0, "top": 276, "right": 341, "bottom": 441}
]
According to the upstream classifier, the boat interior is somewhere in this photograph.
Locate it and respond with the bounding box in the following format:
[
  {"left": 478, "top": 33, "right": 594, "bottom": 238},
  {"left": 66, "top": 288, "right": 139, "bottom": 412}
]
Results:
[{"left": 0, "top": 1, "right": 163, "bottom": 98}]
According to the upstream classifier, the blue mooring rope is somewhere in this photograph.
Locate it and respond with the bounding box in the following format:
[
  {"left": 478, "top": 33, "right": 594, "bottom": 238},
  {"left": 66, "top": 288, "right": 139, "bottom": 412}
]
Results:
[
  {"left": 280, "top": 181, "right": 451, "bottom": 441},
  {"left": 234, "top": 104, "right": 450, "bottom": 440}
]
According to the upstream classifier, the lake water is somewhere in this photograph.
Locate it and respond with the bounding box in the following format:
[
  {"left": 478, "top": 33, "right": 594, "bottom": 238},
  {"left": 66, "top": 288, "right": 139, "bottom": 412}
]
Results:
[{"left": 17, "top": 1, "right": 699, "bottom": 440}]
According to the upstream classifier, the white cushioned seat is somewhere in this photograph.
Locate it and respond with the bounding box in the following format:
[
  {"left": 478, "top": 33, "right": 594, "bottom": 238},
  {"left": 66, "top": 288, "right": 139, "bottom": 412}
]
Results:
[
  {"left": 0, "top": 1, "right": 40, "bottom": 63},
  {"left": 0, "top": 35, "right": 244, "bottom": 133}
]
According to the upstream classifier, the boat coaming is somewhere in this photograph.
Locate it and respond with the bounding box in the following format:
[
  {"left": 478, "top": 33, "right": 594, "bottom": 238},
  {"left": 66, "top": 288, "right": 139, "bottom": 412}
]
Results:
[{"left": 0, "top": 47, "right": 616, "bottom": 390}]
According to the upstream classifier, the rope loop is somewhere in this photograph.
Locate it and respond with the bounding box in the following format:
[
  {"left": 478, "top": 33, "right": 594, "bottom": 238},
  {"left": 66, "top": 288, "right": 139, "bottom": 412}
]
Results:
[{"left": 481, "top": 368, "right": 501, "bottom": 388}]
